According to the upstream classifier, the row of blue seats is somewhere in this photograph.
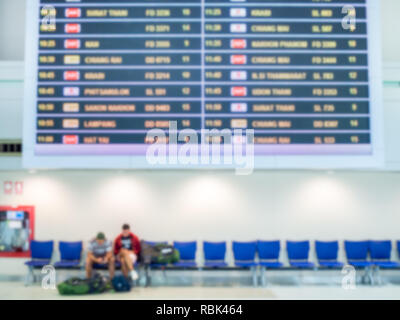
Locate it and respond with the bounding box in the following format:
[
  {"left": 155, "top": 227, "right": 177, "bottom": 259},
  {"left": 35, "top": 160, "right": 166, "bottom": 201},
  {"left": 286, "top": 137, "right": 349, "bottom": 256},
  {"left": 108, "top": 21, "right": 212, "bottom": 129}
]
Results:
[{"left": 25, "top": 239, "right": 400, "bottom": 270}]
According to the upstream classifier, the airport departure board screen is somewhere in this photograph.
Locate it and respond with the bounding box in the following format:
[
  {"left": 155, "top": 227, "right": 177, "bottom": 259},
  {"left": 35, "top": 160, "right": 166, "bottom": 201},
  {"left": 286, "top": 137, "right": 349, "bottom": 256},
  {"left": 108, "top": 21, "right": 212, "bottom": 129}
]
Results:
[{"left": 23, "top": 0, "right": 383, "bottom": 169}]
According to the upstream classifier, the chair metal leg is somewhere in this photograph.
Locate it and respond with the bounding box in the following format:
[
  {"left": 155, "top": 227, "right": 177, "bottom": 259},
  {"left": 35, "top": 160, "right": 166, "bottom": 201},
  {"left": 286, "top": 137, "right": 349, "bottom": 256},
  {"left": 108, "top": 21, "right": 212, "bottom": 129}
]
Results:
[
  {"left": 361, "top": 274, "right": 368, "bottom": 285},
  {"left": 260, "top": 266, "right": 267, "bottom": 287},
  {"left": 251, "top": 266, "right": 258, "bottom": 287},
  {"left": 363, "top": 267, "right": 374, "bottom": 286},
  {"left": 25, "top": 267, "right": 34, "bottom": 286},
  {"left": 33, "top": 269, "right": 39, "bottom": 284},
  {"left": 357, "top": 273, "right": 362, "bottom": 285},
  {"left": 373, "top": 266, "right": 382, "bottom": 286},
  {"left": 145, "top": 265, "right": 151, "bottom": 287},
  {"left": 297, "top": 270, "right": 304, "bottom": 286}
]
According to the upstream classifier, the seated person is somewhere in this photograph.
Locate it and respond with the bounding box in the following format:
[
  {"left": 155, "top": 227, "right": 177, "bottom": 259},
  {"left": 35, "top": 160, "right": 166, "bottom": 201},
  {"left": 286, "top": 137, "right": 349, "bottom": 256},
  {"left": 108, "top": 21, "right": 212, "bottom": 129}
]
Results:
[
  {"left": 114, "top": 224, "right": 141, "bottom": 281},
  {"left": 86, "top": 232, "right": 115, "bottom": 278}
]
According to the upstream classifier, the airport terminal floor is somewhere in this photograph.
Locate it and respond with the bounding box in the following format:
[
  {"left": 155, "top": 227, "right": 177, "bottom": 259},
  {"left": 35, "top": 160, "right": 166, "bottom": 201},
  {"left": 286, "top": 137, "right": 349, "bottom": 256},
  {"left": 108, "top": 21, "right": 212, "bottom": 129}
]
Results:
[
  {"left": 2, "top": 0, "right": 400, "bottom": 309},
  {"left": 4, "top": 284, "right": 400, "bottom": 301}
]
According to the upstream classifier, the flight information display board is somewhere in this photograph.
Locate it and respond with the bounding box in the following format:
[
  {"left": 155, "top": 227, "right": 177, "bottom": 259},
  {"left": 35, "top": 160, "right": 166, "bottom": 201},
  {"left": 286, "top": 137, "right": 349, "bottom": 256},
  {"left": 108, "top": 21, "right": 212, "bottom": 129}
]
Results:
[{"left": 23, "top": 0, "right": 383, "bottom": 169}]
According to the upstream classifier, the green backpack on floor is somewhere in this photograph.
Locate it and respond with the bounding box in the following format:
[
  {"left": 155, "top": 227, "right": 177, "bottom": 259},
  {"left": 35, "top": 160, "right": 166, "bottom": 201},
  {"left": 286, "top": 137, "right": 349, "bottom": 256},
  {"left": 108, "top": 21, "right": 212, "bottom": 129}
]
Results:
[
  {"left": 57, "top": 278, "right": 90, "bottom": 295},
  {"left": 57, "top": 274, "right": 111, "bottom": 295}
]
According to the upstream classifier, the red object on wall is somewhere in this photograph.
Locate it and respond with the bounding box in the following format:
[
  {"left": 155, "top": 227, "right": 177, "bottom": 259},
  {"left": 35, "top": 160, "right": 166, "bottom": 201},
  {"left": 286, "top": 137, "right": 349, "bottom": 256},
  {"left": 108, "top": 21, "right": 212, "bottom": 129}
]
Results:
[
  {"left": 0, "top": 206, "right": 35, "bottom": 258},
  {"left": 65, "top": 23, "right": 81, "bottom": 34},
  {"left": 3, "top": 181, "right": 13, "bottom": 195},
  {"left": 15, "top": 182, "right": 24, "bottom": 195},
  {"left": 64, "top": 39, "right": 81, "bottom": 49},
  {"left": 65, "top": 8, "right": 81, "bottom": 18}
]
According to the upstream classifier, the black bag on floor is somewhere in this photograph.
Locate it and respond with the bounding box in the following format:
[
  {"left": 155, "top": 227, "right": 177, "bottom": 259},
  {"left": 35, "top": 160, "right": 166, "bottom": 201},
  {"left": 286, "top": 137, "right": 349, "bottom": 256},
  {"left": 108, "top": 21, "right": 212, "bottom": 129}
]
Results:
[
  {"left": 112, "top": 275, "right": 132, "bottom": 292},
  {"left": 88, "top": 273, "right": 110, "bottom": 294}
]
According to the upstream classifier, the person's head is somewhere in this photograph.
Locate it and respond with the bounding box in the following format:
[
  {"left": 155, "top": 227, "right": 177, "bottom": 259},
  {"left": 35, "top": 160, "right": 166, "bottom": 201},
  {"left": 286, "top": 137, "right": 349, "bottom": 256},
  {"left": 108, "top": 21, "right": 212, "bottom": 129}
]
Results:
[
  {"left": 121, "top": 224, "right": 130, "bottom": 237},
  {"left": 96, "top": 232, "right": 106, "bottom": 245}
]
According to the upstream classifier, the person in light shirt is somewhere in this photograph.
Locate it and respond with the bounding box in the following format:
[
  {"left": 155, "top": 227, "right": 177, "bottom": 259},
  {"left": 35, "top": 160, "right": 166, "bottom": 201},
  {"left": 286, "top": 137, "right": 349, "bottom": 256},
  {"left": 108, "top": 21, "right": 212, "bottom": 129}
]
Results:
[{"left": 86, "top": 232, "right": 115, "bottom": 278}]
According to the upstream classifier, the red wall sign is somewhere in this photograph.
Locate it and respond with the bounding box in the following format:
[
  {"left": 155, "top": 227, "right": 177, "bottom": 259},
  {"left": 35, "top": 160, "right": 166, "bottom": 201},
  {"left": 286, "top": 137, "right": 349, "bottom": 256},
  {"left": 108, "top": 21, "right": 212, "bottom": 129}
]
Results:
[
  {"left": 3, "top": 181, "right": 13, "bottom": 195},
  {"left": 15, "top": 182, "right": 24, "bottom": 195},
  {"left": 3, "top": 181, "right": 24, "bottom": 196}
]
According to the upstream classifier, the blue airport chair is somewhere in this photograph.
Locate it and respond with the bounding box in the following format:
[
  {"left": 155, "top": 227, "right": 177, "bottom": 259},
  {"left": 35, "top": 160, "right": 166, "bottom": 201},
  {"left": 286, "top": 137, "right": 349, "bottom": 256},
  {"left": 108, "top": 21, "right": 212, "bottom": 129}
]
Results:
[
  {"left": 25, "top": 240, "right": 54, "bottom": 268},
  {"left": 370, "top": 240, "right": 400, "bottom": 268},
  {"left": 369, "top": 241, "right": 400, "bottom": 285},
  {"left": 257, "top": 241, "right": 283, "bottom": 269},
  {"left": 344, "top": 240, "right": 374, "bottom": 284},
  {"left": 24, "top": 240, "right": 54, "bottom": 285},
  {"left": 315, "top": 241, "right": 344, "bottom": 269},
  {"left": 397, "top": 241, "right": 400, "bottom": 259},
  {"left": 173, "top": 241, "right": 197, "bottom": 268},
  {"left": 54, "top": 241, "right": 83, "bottom": 268},
  {"left": 232, "top": 241, "right": 257, "bottom": 268},
  {"left": 232, "top": 241, "right": 258, "bottom": 286},
  {"left": 257, "top": 240, "right": 283, "bottom": 287},
  {"left": 344, "top": 240, "right": 372, "bottom": 268},
  {"left": 286, "top": 241, "right": 315, "bottom": 269},
  {"left": 203, "top": 241, "right": 227, "bottom": 268}
]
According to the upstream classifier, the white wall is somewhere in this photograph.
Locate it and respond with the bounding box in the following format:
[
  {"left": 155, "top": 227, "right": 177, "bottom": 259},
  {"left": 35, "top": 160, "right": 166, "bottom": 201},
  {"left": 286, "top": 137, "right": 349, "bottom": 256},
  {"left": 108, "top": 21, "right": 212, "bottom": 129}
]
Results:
[
  {"left": 1, "top": 169, "right": 400, "bottom": 276},
  {"left": 2, "top": 170, "right": 400, "bottom": 242},
  {"left": 381, "top": 0, "right": 400, "bottom": 63},
  {"left": 0, "top": 0, "right": 26, "bottom": 61},
  {"left": 0, "top": 62, "right": 24, "bottom": 140}
]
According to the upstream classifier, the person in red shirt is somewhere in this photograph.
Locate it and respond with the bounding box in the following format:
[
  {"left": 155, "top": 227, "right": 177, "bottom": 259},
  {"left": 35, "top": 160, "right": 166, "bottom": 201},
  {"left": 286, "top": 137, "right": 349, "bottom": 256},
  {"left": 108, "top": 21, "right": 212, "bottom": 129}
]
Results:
[{"left": 114, "top": 224, "right": 141, "bottom": 281}]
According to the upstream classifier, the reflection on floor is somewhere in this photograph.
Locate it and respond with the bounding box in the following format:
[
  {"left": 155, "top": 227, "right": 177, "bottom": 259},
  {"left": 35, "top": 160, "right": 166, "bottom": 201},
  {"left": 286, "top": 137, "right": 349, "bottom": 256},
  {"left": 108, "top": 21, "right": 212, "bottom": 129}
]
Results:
[{"left": 1, "top": 282, "right": 400, "bottom": 300}]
